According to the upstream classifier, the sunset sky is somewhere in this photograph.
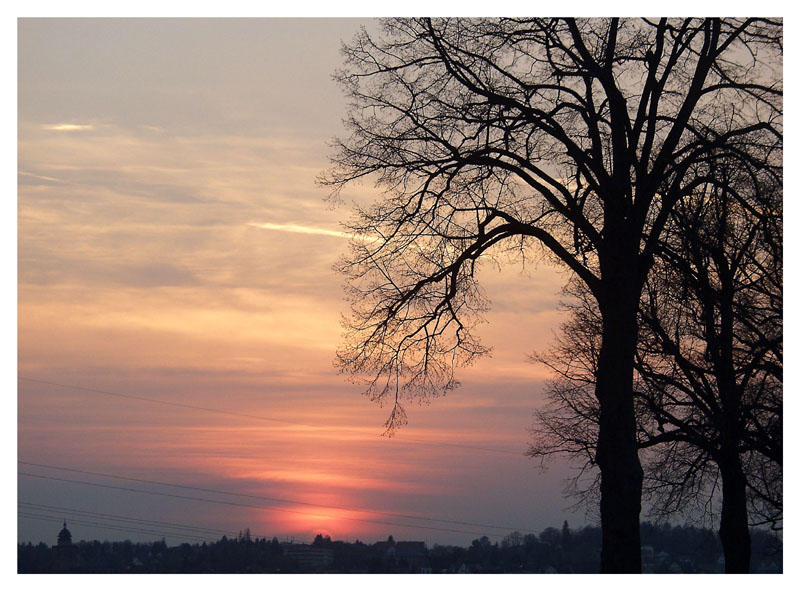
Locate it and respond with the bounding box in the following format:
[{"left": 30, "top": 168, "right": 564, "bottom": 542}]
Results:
[{"left": 18, "top": 18, "right": 587, "bottom": 547}]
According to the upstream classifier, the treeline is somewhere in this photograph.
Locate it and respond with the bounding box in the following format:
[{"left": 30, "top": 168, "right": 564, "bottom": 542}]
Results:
[{"left": 18, "top": 521, "right": 781, "bottom": 573}]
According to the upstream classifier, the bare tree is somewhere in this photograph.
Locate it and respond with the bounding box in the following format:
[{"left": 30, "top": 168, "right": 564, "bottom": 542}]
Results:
[
  {"left": 323, "top": 18, "right": 782, "bottom": 572},
  {"left": 638, "top": 162, "right": 782, "bottom": 572},
  {"left": 529, "top": 157, "right": 782, "bottom": 572}
]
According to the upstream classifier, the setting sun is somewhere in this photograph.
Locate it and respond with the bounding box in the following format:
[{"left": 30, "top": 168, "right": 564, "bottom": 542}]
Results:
[{"left": 17, "top": 16, "right": 782, "bottom": 576}]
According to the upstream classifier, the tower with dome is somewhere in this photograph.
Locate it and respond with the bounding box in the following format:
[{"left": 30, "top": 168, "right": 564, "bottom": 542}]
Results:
[{"left": 57, "top": 521, "right": 72, "bottom": 547}]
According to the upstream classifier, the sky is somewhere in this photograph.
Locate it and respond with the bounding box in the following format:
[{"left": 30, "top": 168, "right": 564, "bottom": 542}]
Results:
[{"left": 18, "top": 17, "right": 597, "bottom": 549}]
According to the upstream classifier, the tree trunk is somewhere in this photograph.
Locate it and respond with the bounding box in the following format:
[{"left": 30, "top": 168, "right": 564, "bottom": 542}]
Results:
[
  {"left": 712, "top": 259, "right": 751, "bottom": 573},
  {"left": 718, "top": 449, "right": 751, "bottom": 573},
  {"left": 595, "top": 269, "right": 644, "bottom": 573},
  {"left": 594, "top": 219, "right": 643, "bottom": 572}
]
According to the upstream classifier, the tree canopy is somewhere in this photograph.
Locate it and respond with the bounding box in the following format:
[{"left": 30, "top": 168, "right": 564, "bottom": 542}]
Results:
[
  {"left": 324, "top": 18, "right": 782, "bottom": 572},
  {"left": 325, "top": 17, "right": 781, "bottom": 426}
]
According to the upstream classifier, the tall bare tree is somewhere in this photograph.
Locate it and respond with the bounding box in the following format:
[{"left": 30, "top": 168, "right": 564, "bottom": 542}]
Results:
[
  {"left": 638, "top": 163, "right": 781, "bottom": 572},
  {"left": 323, "top": 18, "right": 782, "bottom": 572},
  {"left": 529, "top": 157, "right": 782, "bottom": 572}
]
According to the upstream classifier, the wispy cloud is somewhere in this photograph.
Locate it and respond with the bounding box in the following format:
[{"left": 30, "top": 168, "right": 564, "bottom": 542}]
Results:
[
  {"left": 41, "top": 123, "right": 94, "bottom": 132},
  {"left": 19, "top": 171, "right": 64, "bottom": 183},
  {"left": 248, "top": 222, "right": 350, "bottom": 239}
]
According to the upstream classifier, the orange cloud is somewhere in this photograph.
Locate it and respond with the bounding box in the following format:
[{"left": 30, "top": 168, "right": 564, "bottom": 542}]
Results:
[
  {"left": 41, "top": 123, "right": 95, "bottom": 132},
  {"left": 247, "top": 222, "right": 350, "bottom": 239}
]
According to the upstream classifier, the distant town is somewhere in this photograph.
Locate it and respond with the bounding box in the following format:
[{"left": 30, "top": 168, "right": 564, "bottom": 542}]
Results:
[{"left": 19, "top": 520, "right": 782, "bottom": 574}]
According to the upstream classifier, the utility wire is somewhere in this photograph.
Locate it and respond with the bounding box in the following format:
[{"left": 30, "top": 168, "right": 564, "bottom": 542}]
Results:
[
  {"left": 19, "top": 377, "right": 534, "bottom": 539},
  {"left": 18, "top": 376, "right": 523, "bottom": 456},
  {"left": 19, "top": 512, "right": 216, "bottom": 543},
  {"left": 19, "top": 471, "right": 513, "bottom": 538},
  {"left": 19, "top": 501, "right": 232, "bottom": 537},
  {"left": 19, "top": 461, "right": 528, "bottom": 533}
]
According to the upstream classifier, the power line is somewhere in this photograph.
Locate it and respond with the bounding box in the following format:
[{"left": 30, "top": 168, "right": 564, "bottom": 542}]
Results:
[
  {"left": 19, "top": 461, "right": 528, "bottom": 533},
  {"left": 18, "top": 377, "right": 536, "bottom": 540},
  {"left": 18, "top": 375, "right": 523, "bottom": 456},
  {"left": 19, "top": 501, "right": 232, "bottom": 537},
  {"left": 19, "top": 471, "right": 511, "bottom": 538},
  {"left": 19, "top": 513, "right": 216, "bottom": 543}
]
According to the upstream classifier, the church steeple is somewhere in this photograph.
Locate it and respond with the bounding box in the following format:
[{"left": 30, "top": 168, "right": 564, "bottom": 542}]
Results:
[{"left": 57, "top": 521, "right": 72, "bottom": 546}]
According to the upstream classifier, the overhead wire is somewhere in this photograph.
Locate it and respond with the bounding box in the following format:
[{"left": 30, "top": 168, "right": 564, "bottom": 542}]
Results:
[
  {"left": 19, "top": 375, "right": 537, "bottom": 541},
  {"left": 19, "top": 501, "right": 233, "bottom": 537},
  {"left": 19, "top": 461, "right": 530, "bottom": 533},
  {"left": 19, "top": 471, "right": 520, "bottom": 538},
  {"left": 19, "top": 513, "right": 216, "bottom": 543}
]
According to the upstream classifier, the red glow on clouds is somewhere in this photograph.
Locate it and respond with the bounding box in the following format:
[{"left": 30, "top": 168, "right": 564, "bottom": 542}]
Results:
[{"left": 18, "top": 18, "right": 574, "bottom": 547}]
